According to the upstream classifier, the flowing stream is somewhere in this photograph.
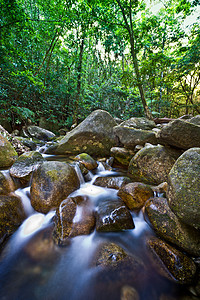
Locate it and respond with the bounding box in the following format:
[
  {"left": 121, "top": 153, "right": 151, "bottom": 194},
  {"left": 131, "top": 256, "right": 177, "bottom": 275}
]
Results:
[{"left": 0, "top": 156, "right": 193, "bottom": 300}]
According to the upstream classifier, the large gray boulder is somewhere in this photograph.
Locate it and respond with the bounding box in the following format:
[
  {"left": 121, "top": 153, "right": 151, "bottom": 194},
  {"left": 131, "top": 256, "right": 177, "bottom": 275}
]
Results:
[
  {"left": 128, "top": 144, "right": 181, "bottom": 185},
  {"left": 119, "top": 117, "right": 156, "bottom": 130},
  {"left": 26, "top": 125, "right": 55, "bottom": 141},
  {"left": 167, "top": 148, "right": 200, "bottom": 230},
  {"left": 158, "top": 119, "right": 200, "bottom": 149},
  {"left": 113, "top": 126, "right": 157, "bottom": 150},
  {"left": 30, "top": 161, "right": 80, "bottom": 213},
  {"left": 47, "top": 110, "right": 117, "bottom": 157}
]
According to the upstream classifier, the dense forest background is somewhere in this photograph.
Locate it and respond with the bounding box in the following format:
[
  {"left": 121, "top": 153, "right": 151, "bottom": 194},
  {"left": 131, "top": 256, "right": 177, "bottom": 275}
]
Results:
[{"left": 0, "top": 0, "right": 200, "bottom": 132}]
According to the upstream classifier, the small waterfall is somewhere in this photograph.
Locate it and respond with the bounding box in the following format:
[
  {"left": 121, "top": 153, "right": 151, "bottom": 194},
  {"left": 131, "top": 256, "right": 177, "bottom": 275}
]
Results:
[
  {"left": 74, "top": 164, "right": 85, "bottom": 185},
  {"left": 15, "top": 187, "right": 35, "bottom": 216},
  {"left": 96, "top": 162, "right": 105, "bottom": 172}
]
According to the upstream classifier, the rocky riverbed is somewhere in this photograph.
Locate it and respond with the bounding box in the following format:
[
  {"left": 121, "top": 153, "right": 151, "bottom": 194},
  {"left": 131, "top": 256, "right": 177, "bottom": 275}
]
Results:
[{"left": 0, "top": 110, "right": 200, "bottom": 300}]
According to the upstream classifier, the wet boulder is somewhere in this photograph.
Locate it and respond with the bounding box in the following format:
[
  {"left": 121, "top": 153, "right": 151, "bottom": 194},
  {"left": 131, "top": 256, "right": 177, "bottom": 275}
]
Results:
[
  {"left": 128, "top": 144, "right": 180, "bottom": 185},
  {"left": 0, "top": 195, "right": 26, "bottom": 243},
  {"left": 95, "top": 197, "right": 134, "bottom": 232},
  {"left": 10, "top": 151, "right": 45, "bottom": 183},
  {"left": 47, "top": 110, "right": 117, "bottom": 157},
  {"left": 53, "top": 196, "right": 95, "bottom": 245},
  {"left": 144, "top": 197, "right": 200, "bottom": 256},
  {"left": 118, "top": 182, "right": 154, "bottom": 210},
  {"left": 146, "top": 237, "right": 196, "bottom": 284},
  {"left": 93, "top": 176, "right": 131, "bottom": 190},
  {"left": 158, "top": 119, "right": 200, "bottom": 149},
  {"left": 30, "top": 161, "right": 80, "bottom": 213},
  {"left": 25, "top": 125, "right": 55, "bottom": 141},
  {"left": 0, "top": 171, "right": 16, "bottom": 195},
  {"left": 75, "top": 153, "right": 98, "bottom": 170},
  {"left": 119, "top": 117, "right": 156, "bottom": 130},
  {"left": 113, "top": 126, "right": 157, "bottom": 150},
  {"left": 110, "top": 147, "right": 136, "bottom": 166},
  {"left": 0, "top": 134, "right": 18, "bottom": 168},
  {"left": 167, "top": 148, "right": 200, "bottom": 230}
]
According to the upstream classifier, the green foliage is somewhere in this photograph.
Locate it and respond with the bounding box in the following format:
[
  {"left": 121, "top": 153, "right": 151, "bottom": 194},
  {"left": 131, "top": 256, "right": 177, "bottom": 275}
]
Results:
[{"left": 0, "top": 0, "right": 200, "bottom": 130}]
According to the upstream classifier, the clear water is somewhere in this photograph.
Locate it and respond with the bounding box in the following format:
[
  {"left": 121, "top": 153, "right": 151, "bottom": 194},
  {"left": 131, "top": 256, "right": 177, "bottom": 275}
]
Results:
[{"left": 0, "top": 158, "right": 195, "bottom": 300}]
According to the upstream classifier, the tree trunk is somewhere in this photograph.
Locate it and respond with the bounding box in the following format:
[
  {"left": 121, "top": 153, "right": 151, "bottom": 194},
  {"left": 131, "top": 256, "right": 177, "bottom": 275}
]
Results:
[
  {"left": 73, "top": 36, "right": 85, "bottom": 123},
  {"left": 130, "top": 36, "right": 153, "bottom": 120}
]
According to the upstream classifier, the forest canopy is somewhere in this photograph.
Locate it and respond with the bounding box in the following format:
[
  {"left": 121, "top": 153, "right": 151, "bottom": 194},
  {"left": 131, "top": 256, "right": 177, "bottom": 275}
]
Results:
[{"left": 0, "top": 0, "right": 200, "bottom": 130}]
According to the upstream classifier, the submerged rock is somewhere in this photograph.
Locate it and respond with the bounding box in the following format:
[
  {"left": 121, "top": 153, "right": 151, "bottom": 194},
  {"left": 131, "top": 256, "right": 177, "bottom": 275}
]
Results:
[
  {"left": 95, "top": 197, "right": 134, "bottom": 232},
  {"left": 0, "top": 134, "right": 18, "bottom": 168},
  {"left": 24, "top": 225, "right": 58, "bottom": 263},
  {"left": 145, "top": 197, "right": 200, "bottom": 256},
  {"left": 158, "top": 119, "right": 200, "bottom": 149},
  {"left": 0, "top": 195, "right": 26, "bottom": 243},
  {"left": 91, "top": 242, "right": 146, "bottom": 294},
  {"left": 167, "top": 148, "right": 200, "bottom": 230},
  {"left": 118, "top": 182, "right": 154, "bottom": 210},
  {"left": 121, "top": 285, "right": 140, "bottom": 300},
  {"left": 93, "top": 176, "right": 131, "bottom": 189},
  {"left": 9, "top": 151, "right": 45, "bottom": 183},
  {"left": 54, "top": 196, "right": 95, "bottom": 245},
  {"left": 30, "top": 161, "right": 80, "bottom": 213},
  {"left": 75, "top": 153, "right": 98, "bottom": 170},
  {"left": 146, "top": 236, "right": 196, "bottom": 284},
  {"left": 128, "top": 144, "right": 180, "bottom": 185},
  {"left": 47, "top": 110, "right": 117, "bottom": 157}
]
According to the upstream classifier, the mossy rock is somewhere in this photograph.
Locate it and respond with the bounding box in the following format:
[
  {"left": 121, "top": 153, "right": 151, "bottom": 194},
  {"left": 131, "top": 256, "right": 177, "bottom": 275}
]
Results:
[
  {"left": 30, "top": 161, "right": 80, "bottom": 213},
  {"left": 110, "top": 147, "right": 136, "bottom": 166},
  {"left": 144, "top": 197, "right": 200, "bottom": 256},
  {"left": 128, "top": 144, "right": 181, "bottom": 185},
  {"left": 118, "top": 182, "right": 154, "bottom": 210},
  {"left": 0, "top": 134, "right": 18, "bottom": 168},
  {"left": 167, "top": 148, "right": 200, "bottom": 230},
  {"left": 75, "top": 153, "right": 98, "bottom": 170},
  {"left": 0, "top": 195, "right": 26, "bottom": 243},
  {"left": 10, "top": 151, "right": 45, "bottom": 183},
  {"left": 146, "top": 236, "right": 196, "bottom": 284}
]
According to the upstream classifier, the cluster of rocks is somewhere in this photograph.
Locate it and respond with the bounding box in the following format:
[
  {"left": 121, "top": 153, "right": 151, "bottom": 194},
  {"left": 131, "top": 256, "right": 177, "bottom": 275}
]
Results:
[{"left": 0, "top": 109, "right": 200, "bottom": 299}]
